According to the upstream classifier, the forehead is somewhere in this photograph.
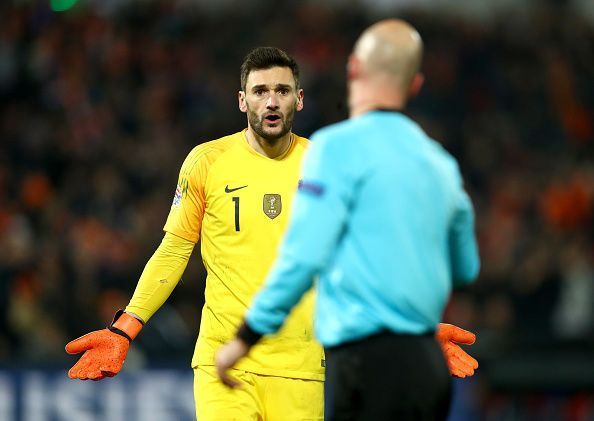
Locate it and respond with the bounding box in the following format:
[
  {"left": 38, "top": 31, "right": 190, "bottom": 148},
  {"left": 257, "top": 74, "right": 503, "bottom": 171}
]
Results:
[{"left": 245, "top": 66, "right": 296, "bottom": 89}]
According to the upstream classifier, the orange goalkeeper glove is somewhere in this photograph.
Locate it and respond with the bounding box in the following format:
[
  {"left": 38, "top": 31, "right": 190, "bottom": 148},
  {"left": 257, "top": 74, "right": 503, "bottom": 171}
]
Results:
[
  {"left": 65, "top": 310, "right": 143, "bottom": 381},
  {"left": 436, "top": 323, "right": 478, "bottom": 378}
]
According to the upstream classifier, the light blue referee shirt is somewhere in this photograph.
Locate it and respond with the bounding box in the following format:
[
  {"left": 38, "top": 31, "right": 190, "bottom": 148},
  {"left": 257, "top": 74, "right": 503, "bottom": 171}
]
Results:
[{"left": 246, "top": 110, "right": 480, "bottom": 347}]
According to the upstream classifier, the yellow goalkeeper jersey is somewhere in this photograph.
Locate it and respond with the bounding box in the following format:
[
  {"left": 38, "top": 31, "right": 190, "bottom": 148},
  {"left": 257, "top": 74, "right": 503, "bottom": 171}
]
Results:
[{"left": 163, "top": 130, "right": 324, "bottom": 381}]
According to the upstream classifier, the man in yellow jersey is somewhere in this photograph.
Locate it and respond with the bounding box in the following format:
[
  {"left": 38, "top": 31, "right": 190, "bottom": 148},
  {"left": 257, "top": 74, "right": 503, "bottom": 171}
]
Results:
[{"left": 65, "top": 47, "right": 478, "bottom": 420}]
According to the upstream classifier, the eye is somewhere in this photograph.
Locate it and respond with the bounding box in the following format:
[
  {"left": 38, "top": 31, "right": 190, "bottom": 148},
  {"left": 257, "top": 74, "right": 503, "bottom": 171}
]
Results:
[
  {"left": 278, "top": 88, "right": 289, "bottom": 95},
  {"left": 255, "top": 89, "right": 266, "bottom": 96}
]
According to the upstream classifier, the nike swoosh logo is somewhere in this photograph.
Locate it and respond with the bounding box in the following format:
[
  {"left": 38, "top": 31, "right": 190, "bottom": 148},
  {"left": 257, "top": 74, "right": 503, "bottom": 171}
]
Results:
[{"left": 225, "top": 185, "right": 248, "bottom": 193}]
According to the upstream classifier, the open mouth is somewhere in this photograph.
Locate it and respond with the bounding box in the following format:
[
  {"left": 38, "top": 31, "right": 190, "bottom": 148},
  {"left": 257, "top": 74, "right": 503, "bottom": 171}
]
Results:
[{"left": 264, "top": 114, "right": 281, "bottom": 124}]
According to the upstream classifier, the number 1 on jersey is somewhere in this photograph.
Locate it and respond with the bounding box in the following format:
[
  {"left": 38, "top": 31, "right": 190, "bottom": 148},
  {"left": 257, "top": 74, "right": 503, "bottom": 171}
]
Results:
[{"left": 232, "top": 197, "right": 240, "bottom": 231}]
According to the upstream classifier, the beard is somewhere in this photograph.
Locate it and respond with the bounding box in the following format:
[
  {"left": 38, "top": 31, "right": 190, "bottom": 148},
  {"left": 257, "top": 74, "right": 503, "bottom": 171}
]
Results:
[{"left": 247, "top": 104, "right": 296, "bottom": 144}]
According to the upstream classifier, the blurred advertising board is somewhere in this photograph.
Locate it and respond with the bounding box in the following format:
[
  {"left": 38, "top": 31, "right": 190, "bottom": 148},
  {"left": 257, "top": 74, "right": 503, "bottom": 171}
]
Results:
[{"left": 0, "top": 369, "right": 195, "bottom": 421}]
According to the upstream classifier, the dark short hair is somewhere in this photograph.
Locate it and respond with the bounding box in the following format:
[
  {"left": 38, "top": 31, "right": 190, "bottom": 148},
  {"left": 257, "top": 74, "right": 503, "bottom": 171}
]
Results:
[{"left": 240, "top": 47, "right": 300, "bottom": 91}]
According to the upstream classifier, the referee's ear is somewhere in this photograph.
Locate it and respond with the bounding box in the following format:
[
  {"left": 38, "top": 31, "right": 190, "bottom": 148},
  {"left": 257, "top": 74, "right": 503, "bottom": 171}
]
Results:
[
  {"left": 347, "top": 54, "right": 361, "bottom": 81},
  {"left": 407, "top": 73, "right": 424, "bottom": 100},
  {"left": 238, "top": 90, "right": 247, "bottom": 113}
]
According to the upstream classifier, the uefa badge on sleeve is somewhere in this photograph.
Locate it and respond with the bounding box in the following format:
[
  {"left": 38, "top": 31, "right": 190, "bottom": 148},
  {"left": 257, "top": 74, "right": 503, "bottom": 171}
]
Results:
[
  {"left": 172, "top": 178, "right": 188, "bottom": 207},
  {"left": 172, "top": 184, "right": 183, "bottom": 207}
]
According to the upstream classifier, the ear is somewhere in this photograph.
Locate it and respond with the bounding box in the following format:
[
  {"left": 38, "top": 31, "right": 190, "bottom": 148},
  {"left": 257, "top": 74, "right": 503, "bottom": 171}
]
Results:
[
  {"left": 408, "top": 73, "right": 424, "bottom": 99},
  {"left": 238, "top": 90, "right": 247, "bottom": 113},
  {"left": 296, "top": 89, "right": 304, "bottom": 112},
  {"left": 347, "top": 54, "right": 361, "bottom": 81}
]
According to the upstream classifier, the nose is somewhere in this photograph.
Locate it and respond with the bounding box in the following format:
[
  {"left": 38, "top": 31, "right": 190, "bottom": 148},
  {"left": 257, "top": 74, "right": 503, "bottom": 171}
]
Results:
[{"left": 266, "top": 93, "right": 279, "bottom": 110}]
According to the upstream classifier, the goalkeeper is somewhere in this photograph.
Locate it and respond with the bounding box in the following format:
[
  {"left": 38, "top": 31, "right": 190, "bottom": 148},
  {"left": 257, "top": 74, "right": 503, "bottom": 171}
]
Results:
[{"left": 66, "top": 46, "right": 478, "bottom": 421}]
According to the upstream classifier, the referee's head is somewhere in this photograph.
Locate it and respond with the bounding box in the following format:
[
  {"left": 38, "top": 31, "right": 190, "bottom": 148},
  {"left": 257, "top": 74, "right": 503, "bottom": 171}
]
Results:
[{"left": 347, "top": 19, "right": 424, "bottom": 116}]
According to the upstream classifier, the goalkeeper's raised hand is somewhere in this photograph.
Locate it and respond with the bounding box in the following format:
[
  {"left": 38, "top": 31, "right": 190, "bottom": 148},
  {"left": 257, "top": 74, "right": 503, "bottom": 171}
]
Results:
[
  {"left": 65, "top": 310, "right": 143, "bottom": 381},
  {"left": 436, "top": 323, "right": 478, "bottom": 378}
]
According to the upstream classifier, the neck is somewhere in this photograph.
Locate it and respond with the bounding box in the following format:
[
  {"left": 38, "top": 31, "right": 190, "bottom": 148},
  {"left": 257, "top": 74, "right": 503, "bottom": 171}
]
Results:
[
  {"left": 348, "top": 79, "right": 406, "bottom": 118},
  {"left": 245, "top": 127, "right": 293, "bottom": 159}
]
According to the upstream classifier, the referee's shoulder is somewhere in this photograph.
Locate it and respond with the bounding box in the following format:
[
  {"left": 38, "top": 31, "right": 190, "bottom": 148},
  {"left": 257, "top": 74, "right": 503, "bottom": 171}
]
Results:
[
  {"left": 423, "top": 136, "right": 463, "bottom": 183},
  {"left": 310, "top": 119, "right": 355, "bottom": 146},
  {"left": 425, "top": 135, "right": 459, "bottom": 166}
]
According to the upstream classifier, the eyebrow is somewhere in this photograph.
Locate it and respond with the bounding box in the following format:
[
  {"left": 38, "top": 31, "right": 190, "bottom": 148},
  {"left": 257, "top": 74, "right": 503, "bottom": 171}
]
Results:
[{"left": 251, "top": 83, "right": 293, "bottom": 91}]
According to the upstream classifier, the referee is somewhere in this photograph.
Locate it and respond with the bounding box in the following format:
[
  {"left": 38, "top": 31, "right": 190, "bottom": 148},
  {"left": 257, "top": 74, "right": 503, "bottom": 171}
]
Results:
[{"left": 216, "top": 19, "right": 480, "bottom": 420}]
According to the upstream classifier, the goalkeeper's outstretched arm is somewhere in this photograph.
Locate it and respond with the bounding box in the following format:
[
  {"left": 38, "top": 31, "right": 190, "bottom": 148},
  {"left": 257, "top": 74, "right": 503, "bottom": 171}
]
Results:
[{"left": 65, "top": 232, "right": 194, "bottom": 380}]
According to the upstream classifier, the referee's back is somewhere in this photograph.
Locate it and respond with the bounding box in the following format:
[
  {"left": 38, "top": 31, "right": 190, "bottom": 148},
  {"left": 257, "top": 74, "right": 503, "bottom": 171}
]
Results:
[{"left": 296, "top": 109, "right": 480, "bottom": 347}]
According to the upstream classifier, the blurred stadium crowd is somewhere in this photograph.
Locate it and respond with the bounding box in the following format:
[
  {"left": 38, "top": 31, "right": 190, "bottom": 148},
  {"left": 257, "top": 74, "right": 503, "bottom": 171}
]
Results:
[{"left": 1, "top": 0, "right": 593, "bottom": 402}]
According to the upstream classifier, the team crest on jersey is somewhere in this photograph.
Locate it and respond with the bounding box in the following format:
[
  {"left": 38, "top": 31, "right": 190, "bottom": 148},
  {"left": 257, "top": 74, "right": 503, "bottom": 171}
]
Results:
[{"left": 263, "top": 194, "right": 282, "bottom": 219}]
